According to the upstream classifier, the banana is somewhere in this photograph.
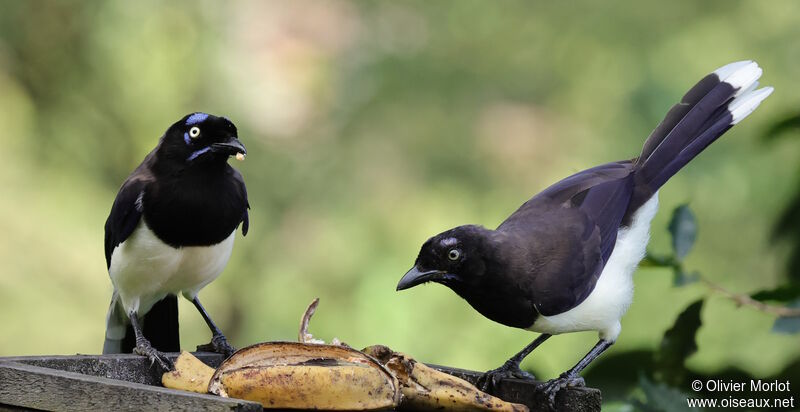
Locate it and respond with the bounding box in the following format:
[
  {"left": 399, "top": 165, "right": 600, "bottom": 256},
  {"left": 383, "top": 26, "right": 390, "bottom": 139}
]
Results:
[
  {"left": 161, "top": 298, "right": 526, "bottom": 411},
  {"left": 161, "top": 351, "right": 216, "bottom": 393},
  {"left": 207, "top": 342, "right": 400, "bottom": 410},
  {"left": 363, "top": 345, "right": 529, "bottom": 412}
]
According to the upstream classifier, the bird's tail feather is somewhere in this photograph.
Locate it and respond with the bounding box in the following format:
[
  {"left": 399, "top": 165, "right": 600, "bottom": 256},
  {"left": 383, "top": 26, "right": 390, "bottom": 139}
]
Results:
[
  {"left": 633, "top": 61, "right": 772, "bottom": 204},
  {"left": 102, "top": 294, "right": 180, "bottom": 354},
  {"left": 102, "top": 292, "right": 127, "bottom": 354}
]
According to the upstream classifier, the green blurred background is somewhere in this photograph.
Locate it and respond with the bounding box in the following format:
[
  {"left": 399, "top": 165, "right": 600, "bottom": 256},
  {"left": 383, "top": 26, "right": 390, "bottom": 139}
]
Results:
[{"left": 1, "top": 0, "right": 798, "bottom": 407}]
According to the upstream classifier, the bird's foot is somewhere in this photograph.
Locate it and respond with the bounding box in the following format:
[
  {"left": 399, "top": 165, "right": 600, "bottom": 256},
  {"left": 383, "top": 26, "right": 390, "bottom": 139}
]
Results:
[
  {"left": 197, "top": 333, "right": 236, "bottom": 358},
  {"left": 133, "top": 341, "right": 174, "bottom": 371},
  {"left": 540, "top": 372, "right": 585, "bottom": 410},
  {"left": 477, "top": 360, "right": 536, "bottom": 393}
]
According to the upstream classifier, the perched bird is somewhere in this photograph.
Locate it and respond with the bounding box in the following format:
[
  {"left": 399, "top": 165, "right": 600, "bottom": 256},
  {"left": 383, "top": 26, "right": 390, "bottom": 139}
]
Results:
[
  {"left": 397, "top": 61, "right": 772, "bottom": 403},
  {"left": 103, "top": 113, "right": 249, "bottom": 369}
]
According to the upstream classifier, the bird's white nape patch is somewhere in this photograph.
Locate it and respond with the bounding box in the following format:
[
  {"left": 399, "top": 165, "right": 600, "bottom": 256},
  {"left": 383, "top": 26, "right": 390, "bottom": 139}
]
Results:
[{"left": 529, "top": 193, "right": 660, "bottom": 342}]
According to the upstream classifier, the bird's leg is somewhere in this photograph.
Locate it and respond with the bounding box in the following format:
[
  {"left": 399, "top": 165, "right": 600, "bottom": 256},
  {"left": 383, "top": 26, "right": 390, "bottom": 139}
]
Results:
[
  {"left": 477, "top": 333, "right": 551, "bottom": 392},
  {"left": 129, "top": 311, "right": 174, "bottom": 371},
  {"left": 192, "top": 296, "right": 236, "bottom": 357},
  {"left": 541, "top": 339, "right": 613, "bottom": 409}
]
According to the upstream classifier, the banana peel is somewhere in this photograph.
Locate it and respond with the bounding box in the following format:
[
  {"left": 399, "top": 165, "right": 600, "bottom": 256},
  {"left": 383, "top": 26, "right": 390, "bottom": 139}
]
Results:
[
  {"left": 364, "top": 345, "right": 529, "bottom": 412},
  {"left": 162, "top": 298, "right": 527, "bottom": 411},
  {"left": 161, "top": 351, "right": 216, "bottom": 393},
  {"left": 207, "top": 342, "right": 400, "bottom": 410}
]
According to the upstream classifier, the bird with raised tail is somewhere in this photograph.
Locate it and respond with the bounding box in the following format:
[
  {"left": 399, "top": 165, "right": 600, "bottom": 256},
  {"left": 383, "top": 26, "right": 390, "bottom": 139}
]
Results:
[
  {"left": 103, "top": 113, "right": 249, "bottom": 370},
  {"left": 396, "top": 61, "right": 773, "bottom": 405}
]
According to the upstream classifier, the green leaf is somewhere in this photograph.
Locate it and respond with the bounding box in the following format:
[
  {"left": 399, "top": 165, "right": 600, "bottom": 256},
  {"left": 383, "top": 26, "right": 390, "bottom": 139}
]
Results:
[
  {"left": 672, "top": 268, "right": 699, "bottom": 286},
  {"left": 772, "top": 299, "right": 800, "bottom": 334},
  {"left": 633, "top": 374, "right": 699, "bottom": 412},
  {"left": 641, "top": 253, "right": 678, "bottom": 268},
  {"left": 667, "top": 205, "right": 697, "bottom": 261},
  {"left": 655, "top": 299, "right": 703, "bottom": 386},
  {"left": 773, "top": 317, "right": 800, "bottom": 334},
  {"left": 764, "top": 112, "right": 800, "bottom": 141},
  {"left": 751, "top": 283, "right": 800, "bottom": 303}
]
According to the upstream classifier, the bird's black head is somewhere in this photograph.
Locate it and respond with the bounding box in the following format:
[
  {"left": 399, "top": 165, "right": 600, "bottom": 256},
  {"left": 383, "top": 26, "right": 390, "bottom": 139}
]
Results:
[
  {"left": 397, "top": 224, "right": 494, "bottom": 292},
  {"left": 157, "top": 113, "right": 246, "bottom": 169}
]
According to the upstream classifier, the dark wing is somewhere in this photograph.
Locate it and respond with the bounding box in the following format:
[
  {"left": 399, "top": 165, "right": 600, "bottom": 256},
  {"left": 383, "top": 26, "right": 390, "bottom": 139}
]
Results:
[
  {"left": 570, "top": 165, "right": 635, "bottom": 263},
  {"left": 535, "top": 160, "right": 633, "bottom": 204},
  {"left": 497, "top": 160, "right": 635, "bottom": 316},
  {"left": 104, "top": 154, "right": 155, "bottom": 268},
  {"left": 231, "top": 167, "right": 250, "bottom": 236}
]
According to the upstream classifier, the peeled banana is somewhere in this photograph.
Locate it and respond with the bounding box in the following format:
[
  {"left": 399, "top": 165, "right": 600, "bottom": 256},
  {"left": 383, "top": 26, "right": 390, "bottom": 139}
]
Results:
[
  {"left": 207, "top": 342, "right": 400, "bottom": 410},
  {"left": 363, "top": 345, "right": 529, "bottom": 412}
]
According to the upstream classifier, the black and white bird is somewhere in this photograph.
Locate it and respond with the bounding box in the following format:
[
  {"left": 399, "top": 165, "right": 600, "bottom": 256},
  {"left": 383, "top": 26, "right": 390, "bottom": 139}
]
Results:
[
  {"left": 397, "top": 61, "right": 772, "bottom": 402},
  {"left": 103, "top": 113, "right": 249, "bottom": 369}
]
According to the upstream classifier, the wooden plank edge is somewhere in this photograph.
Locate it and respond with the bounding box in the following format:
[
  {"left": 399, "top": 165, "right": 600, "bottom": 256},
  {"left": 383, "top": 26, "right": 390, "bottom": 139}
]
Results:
[
  {"left": 1, "top": 354, "right": 602, "bottom": 411},
  {"left": 0, "top": 362, "right": 261, "bottom": 412},
  {"left": 0, "top": 353, "right": 224, "bottom": 386}
]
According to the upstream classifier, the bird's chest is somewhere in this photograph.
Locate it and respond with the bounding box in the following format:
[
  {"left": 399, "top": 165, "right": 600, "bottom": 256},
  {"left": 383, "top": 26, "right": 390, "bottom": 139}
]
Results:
[
  {"left": 451, "top": 282, "right": 537, "bottom": 329},
  {"left": 142, "top": 175, "right": 244, "bottom": 248},
  {"left": 109, "top": 222, "right": 235, "bottom": 312}
]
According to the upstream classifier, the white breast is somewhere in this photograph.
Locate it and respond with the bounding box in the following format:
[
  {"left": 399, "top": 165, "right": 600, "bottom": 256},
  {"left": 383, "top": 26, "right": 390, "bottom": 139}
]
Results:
[
  {"left": 529, "top": 193, "right": 659, "bottom": 341},
  {"left": 108, "top": 220, "right": 235, "bottom": 315}
]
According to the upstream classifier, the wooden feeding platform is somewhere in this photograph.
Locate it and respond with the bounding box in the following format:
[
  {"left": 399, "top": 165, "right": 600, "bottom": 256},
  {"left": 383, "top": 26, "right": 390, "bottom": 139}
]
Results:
[{"left": 0, "top": 353, "right": 601, "bottom": 411}]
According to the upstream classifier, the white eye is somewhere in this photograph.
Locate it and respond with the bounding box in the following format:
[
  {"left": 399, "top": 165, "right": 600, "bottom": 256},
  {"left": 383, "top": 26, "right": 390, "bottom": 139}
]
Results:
[
  {"left": 189, "top": 126, "right": 201, "bottom": 138},
  {"left": 448, "top": 249, "right": 461, "bottom": 261}
]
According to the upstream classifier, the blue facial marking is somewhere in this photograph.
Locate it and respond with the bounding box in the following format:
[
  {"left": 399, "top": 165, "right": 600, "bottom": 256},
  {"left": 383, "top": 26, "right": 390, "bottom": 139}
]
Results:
[
  {"left": 186, "top": 112, "right": 209, "bottom": 125},
  {"left": 183, "top": 132, "right": 192, "bottom": 145},
  {"left": 187, "top": 146, "right": 212, "bottom": 161}
]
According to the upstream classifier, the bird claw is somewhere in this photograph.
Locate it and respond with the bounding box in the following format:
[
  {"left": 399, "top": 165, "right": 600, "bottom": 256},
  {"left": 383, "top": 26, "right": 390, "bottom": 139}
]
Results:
[
  {"left": 477, "top": 361, "right": 536, "bottom": 393},
  {"left": 540, "top": 372, "right": 585, "bottom": 409},
  {"left": 133, "top": 342, "right": 174, "bottom": 371},
  {"left": 197, "top": 334, "right": 236, "bottom": 358}
]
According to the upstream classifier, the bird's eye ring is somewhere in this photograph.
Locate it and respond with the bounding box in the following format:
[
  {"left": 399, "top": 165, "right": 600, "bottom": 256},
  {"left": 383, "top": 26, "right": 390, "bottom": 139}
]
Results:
[
  {"left": 189, "top": 126, "right": 201, "bottom": 138},
  {"left": 448, "top": 249, "right": 461, "bottom": 261}
]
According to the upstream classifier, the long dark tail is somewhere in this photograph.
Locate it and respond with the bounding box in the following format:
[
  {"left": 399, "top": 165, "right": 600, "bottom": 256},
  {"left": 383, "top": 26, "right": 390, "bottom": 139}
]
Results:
[
  {"left": 103, "top": 294, "right": 180, "bottom": 354},
  {"left": 630, "top": 61, "right": 772, "bottom": 209}
]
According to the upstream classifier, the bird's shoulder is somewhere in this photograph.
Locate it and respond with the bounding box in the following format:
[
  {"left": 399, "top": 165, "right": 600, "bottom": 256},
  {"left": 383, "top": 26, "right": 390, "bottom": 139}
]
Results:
[
  {"left": 104, "top": 151, "right": 158, "bottom": 268},
  {"left": 492, "top": 208, "right": 605, "bottom": 318},
  {"left": 493, "top": 161, "right": 636, "bottom": 316},
  {"left": 499, "top": 160, "right": 634, "bottom": 228},
  {"left": 227, "top": 165, "right": 249, "bottom": 201},
  {"left": 228, "top": 165, "right": 249, "bottom": 236}
]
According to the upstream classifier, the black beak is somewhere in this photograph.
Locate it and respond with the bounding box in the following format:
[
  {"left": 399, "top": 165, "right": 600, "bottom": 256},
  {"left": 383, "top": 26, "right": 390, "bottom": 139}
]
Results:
[
  {"left": 397, "top": 266, "right": 448, "bottom": 291},
  {"left": 211, "top": 137, "right": 247, "bottom": 157}
]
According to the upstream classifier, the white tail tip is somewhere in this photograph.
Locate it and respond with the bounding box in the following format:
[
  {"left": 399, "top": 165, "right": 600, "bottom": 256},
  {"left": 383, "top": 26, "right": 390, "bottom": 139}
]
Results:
[{"left": 730, "top": 86, "right": 774, "bottom": 125}]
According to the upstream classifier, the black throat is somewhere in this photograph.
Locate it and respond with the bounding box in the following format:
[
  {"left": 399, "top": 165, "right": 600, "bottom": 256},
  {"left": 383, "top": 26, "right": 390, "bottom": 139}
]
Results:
[
  {"left": 448, "top": 279, "right": 539, "bottom": 329},
  {"left": 143, "top": 163, "right": 246, "bottom": 248}
]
